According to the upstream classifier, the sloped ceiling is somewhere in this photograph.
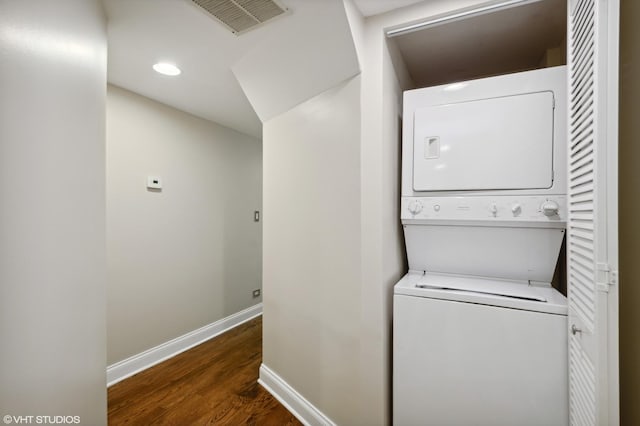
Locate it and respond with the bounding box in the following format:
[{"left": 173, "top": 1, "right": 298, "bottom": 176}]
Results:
[
  {"left": 232, "top": 1, "right": 360, "bottom": 122},
  {"left": 104, "top": 0, "right": 361, "bottom": 138}
]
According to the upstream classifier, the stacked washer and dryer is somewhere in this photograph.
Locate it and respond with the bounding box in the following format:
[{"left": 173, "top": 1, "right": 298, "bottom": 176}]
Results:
[{"left": 393, "top": 66, "right": 569, "bottom": 426}]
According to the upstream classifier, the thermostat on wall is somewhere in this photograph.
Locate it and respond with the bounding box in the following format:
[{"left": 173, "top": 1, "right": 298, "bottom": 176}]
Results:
[{"left": 147, "top": 176, "right": 162, "bottom": 189}]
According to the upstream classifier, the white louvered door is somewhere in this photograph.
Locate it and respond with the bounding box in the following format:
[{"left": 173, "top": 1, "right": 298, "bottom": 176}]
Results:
[{"left": 567, "top": 0, "right": 619, "bottom": 425}]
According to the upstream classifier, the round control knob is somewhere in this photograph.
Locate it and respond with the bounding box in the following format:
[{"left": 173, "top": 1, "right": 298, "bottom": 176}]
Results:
[
  {"left": 511, "top": 203, "right": 522, "bottom": 216},
  {"left": 408, "top": 200, "right": 423, "bottom": 215},
  {"left": 541, "top": 200, "right": 560, "bottom": 217},
  {"left": 433, "top": 204, "right": 441, "bottom": 212},
  {"left": 489, "top": 203, "right": 498, "bottom": 217}
]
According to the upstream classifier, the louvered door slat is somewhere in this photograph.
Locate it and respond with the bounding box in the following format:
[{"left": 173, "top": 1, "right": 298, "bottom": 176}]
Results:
[
  {"left": 574, "top": 0, "right": 593, "bottom": 27},
  {"left": 570, "top": 102, "right": 594, "bottom": 135},
  {"left": 570, "top": 338, "right": 597, "bottom": 425},
  {"left": 571, "top": 131, "right": 593, "bottom": 158},
  {"left": 570, "top": 151, "right": 593, "bottom": 172},
  {"left": 571, "top": 237, "right": 594, "bottom": 252},
  {"left": 570, "top": 283, "right": 595, "bottom": 311},
  {"left": 570, "top": 167, "right": 594, "bottom": 184},
  {"left": 571, "top": 163, "right": 593, "bottom": 181},
  {"left": 573, "top": 37, "right": 594, "bottom": 79},
  {"left": 573, "top": 37, "right": 593, "bottom": 76},
  {"left": 570, "top": 228, "right": 594, "bottom": 243}
]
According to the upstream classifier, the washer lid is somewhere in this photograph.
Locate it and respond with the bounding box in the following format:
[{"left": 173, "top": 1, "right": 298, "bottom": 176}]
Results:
[
  {"left": 403, "top": 223, "right": 565, "bottom": 283},
  {"left": 394, "top": 272, "right": 567, "bottom": 315}
]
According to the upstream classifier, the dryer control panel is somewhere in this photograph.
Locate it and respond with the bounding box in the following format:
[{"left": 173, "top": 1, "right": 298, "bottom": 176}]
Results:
[{"left": 401, "top": 196, "right": 566, "bottom": 223}]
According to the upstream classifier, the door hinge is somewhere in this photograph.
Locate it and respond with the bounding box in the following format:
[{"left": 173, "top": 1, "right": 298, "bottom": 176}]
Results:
[{"left": 596, "top": 262, "right": 617, "bottom": 292}]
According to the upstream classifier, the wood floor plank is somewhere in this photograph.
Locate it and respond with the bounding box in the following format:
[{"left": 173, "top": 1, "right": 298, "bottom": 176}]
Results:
[{"left": 108, "top": 317, "right": 301, "bottom": 426}]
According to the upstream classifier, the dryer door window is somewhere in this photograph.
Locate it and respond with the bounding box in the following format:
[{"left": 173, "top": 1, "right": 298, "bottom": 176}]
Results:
[{"left": 412, "top": 91, "right": 555, "bottom": 192}]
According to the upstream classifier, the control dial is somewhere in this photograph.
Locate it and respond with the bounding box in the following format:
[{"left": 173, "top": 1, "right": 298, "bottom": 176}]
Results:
[
  {"left": 511, "top": 203, "right": 522, "bottom": 216},
  {"left": 489, "top": 203, "right": 498, "bottom": 217},
  {"left": 541, "top": 200, "right": 560, "bottom": 217},
  {"left": 408, "top": 200, "right": 423, "bottom": 215}
]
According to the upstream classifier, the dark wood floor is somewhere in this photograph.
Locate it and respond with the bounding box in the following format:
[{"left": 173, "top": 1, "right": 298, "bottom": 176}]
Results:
[{"left": 108, "top": 317, "right": 301, "bottom": 425}]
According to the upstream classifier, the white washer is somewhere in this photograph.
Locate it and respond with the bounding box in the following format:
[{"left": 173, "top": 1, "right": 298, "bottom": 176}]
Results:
[{"left": 393, "top": 272, "right": 568, "bottom": 426}]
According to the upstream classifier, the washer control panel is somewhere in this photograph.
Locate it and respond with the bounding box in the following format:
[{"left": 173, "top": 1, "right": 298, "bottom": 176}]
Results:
[{"left": 401, "top": 196, "right": 567, "bottom": 222}]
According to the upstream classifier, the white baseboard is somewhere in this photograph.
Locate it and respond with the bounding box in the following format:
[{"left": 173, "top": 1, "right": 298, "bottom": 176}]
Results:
[
  {"left": 258, "top": 363, "right": 336, "bottom": 426},
  {"left": 107, "top": 303, "right": 262, "bottom": 387}
]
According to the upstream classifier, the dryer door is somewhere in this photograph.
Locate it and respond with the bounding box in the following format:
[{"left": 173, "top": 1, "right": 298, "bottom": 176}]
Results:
[{"left": 413, "top": 91, "right": 555, "bottom": 191}]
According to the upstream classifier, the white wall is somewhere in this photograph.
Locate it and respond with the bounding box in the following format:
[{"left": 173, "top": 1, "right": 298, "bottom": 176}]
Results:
[
  {"left": 261, "top": 1, "right": 497, "bottom": 425},
  {"left": 0, "top": 1, "right": 107, "bottom": 424},
  {"left": 353, "top": 8, "right": 406, "bottom": 426},
  {"left": 262, "top": 76, "right": 362, "bottom": 425},
  {"left": 106, "top": 85, "right": 262, "bottom": 364}
]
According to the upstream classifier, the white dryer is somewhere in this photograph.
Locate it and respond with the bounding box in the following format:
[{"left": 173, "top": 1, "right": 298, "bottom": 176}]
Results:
[{"left": 394, "top": 67, "right": 569, "bottom": 426}]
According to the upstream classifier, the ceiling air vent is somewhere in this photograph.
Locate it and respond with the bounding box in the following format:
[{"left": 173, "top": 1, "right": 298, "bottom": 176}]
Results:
[{"left": 191, "top": 0, "right": 288, "bottom": 35}]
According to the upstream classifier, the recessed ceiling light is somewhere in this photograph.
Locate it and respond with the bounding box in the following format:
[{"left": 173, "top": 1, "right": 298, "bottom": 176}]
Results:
[{"left": 153, "top": 62, "right": 181, "bottom": 76}]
